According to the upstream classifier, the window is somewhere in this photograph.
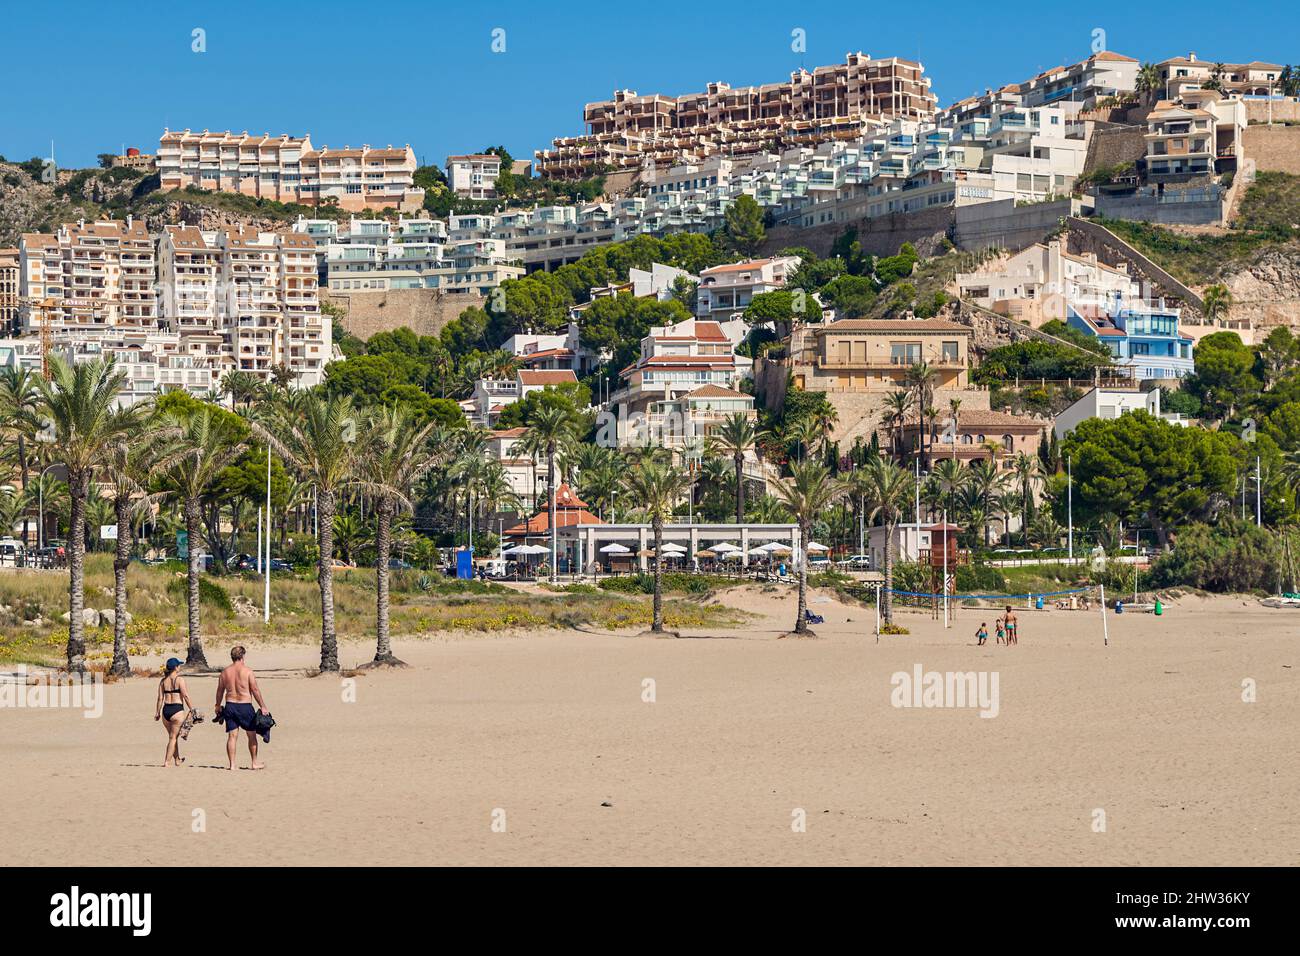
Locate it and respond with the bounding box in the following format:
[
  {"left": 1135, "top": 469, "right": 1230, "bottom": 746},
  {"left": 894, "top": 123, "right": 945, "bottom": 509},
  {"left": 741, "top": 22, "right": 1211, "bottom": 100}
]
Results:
[
  {"left": 890, "top": 343, "right": 921, "bottom": 365},
  {"left": 941, "top": 341, "right": 960, "bottom": 363}
]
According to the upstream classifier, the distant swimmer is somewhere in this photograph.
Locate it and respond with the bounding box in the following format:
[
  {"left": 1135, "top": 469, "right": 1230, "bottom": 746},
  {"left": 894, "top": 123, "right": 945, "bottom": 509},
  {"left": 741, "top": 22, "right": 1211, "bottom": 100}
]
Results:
[{"left": 213, "top": 645, "right": 268, "bottom": 771}]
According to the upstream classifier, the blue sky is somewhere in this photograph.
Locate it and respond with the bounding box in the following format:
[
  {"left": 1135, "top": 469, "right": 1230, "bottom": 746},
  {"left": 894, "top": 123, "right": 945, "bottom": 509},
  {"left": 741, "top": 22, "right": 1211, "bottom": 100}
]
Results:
[{"left": 2, "top": 0, "right": 1295, "bottom": 170}]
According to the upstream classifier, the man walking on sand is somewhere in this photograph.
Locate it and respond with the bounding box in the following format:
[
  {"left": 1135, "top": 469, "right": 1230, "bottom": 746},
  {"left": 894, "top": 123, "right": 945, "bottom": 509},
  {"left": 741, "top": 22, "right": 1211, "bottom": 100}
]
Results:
[{"left": 214, "top": 645, "right": 267, "bottom": 770}]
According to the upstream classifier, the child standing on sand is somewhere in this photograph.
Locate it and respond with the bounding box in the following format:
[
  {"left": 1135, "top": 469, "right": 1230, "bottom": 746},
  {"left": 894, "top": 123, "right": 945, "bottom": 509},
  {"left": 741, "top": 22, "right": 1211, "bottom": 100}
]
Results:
[{"left": 995, "top": 619, "right": 1005, "bottom": 645}]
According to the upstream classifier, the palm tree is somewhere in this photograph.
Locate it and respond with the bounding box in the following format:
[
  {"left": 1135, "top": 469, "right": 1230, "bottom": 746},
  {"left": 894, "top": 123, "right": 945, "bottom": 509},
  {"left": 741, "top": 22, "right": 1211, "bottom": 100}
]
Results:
[
  {"left": 332, "top": 512, "right": 365, "bottom": 564},
  {"left": 1202, "top": 284, "right": 1232, "bottom": 327},
  {"left": 357, "top": 407, "right": 445, "bottom": 666},
  {"left": 1136, "top": 62, "right": 1161, "bottom": 102},
  {"left": 947, "top": 398, "right": 962, "bottom": 460},
  {"left": 156, "top": 407, "right": 247, "bottom": 669},
  {"left": 864, "top": 457, "right": 913, "bottom": 623},
  {"left": 773, "top": 461, "right": 843, "bottom": 634},
  {"left": 708, "top": 412, "right": 758, "bottom": 523},
  {"left": 35, "top": 356, "right": 132, "bottom": 672},
  {"left": 881, "top": 390, "right": 913, "bottom": 460},
  {"left": 254, "top": 393, "right": 358, "bottom": 672},
  {"left": 102, "top": 414, "right": 166, "bottom": 677},
  {"left": 844, "top": 466, "right": 877, "bottom": 556},
  {"left": 904, "top": 362, "right": 937, "bottom": 464},
  {"left": 0, "top": 366, "right": 42, "bottom": 546},
  {"left": 220, "top": 370, "right": 261, "bottom": 410},
  {"left": 1012, "top": 452, "right": 1039, "bottom": 546},
  {"left": 620, "top": 457, "right": 694, "bottom": 633},
  {"left": 528, "top": 404, "right": 579, "bottom": 582},
  {"left": 932, "top": 458, "right": 967, "bottom": 518},
  {"left": 966, "top": 459, "right": 1006, "bottom": 546},
  {"left": 746, "top": 494, "right": 794, "bottom": 523}
]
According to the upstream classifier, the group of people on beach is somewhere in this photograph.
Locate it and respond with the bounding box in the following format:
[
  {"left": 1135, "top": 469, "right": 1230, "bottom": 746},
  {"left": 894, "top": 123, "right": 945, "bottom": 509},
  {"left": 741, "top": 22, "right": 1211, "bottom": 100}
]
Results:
[
  {"left": 153, "top": 645, "right": 269, "bottom": 770},
  {"left": 975, "top": 607, "right": 1019, "bottom": 647}
]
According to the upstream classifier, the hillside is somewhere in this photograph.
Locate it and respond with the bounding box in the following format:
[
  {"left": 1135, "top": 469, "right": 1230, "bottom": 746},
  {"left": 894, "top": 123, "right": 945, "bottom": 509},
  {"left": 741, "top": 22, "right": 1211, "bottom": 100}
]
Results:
[{"left": 0, "top": 159, "right": 357, "bottom": 245}]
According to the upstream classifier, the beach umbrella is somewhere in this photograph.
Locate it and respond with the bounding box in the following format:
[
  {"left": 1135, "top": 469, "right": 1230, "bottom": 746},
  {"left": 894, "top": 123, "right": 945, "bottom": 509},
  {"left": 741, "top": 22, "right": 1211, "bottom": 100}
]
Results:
[
  {"left": 711, "top": 543, "right": 741, "bottom": 553},
  {"left": 515, "top": 544, "right": 549, "bottom": 555},
  {"left": 806, "top": 541, "right": 830, "bottom": 552},
  {"left": 696, "top": 549, "right": 717, "bottom": 558},
  {"left": 500, "top": 546, "right": 524, "bottom": 556},
  {"left": 762, "top": 542, "right": 793, "bottom": 553},
  {"left": 600, "top": 543, "right": 631, "bottom": 554},
  {"left": 747, "top": 546, "right": 771, "bottom": 557},
  {"left": 723, "top": 550, "right": 745, "bottom": 560},
  {"left": 659, "top": 543, "right": 687, "bottom": 553}
]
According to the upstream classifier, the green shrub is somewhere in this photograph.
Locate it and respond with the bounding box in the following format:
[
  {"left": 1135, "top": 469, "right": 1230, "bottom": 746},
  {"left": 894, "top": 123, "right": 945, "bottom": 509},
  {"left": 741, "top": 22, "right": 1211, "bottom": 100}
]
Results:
[
  {"left": 598, "top": 572, "right": 714, "bottom": 595},
  {"left": 1149, "top": 520, "right": 1282, "bottom": 593},
  {"left": 955, "top": 564, "right": 1008, "bottom": 594},
  {"left": 166, "top": 576, "right": 233, "bottom": 614}
]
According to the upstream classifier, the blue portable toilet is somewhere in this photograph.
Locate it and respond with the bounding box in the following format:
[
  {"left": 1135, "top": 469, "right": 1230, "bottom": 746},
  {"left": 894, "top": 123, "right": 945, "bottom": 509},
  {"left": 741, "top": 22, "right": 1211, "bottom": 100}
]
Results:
[{"left": 456, "top": 548, "right": 474, "bottom": 580}]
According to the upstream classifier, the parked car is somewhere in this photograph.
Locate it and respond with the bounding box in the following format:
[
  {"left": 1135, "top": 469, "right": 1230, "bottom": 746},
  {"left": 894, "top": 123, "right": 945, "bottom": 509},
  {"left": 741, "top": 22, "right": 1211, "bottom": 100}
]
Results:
[
  {"left": 269, "top": 558, "right": 294, "bottom": 572},
  {"left": 807, "top": 555, "right": 832, "bottom": 569},
  {"left": 388, "top": 558, "right": 413, "bottom": 570},
  {"left": 835, "top": 554, "right": 873, "bottom": 570}
]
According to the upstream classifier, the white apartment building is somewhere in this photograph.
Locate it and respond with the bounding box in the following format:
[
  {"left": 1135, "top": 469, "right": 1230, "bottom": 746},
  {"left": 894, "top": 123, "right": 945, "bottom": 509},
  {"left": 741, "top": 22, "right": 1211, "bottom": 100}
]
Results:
[
  {"left": 469, "top": 369, "right": 579, "bottom": 426},
  {"left": 446, "top": 154, "right": 502, "bottom": 200},
  {"left": 502, "top": 322, "right": 594, "bottom": 375},
  {"left": 1054, "top": 386, "right": 1188, "bottom": 439},
  {"left": 955, "top": 240, "right": 1136, "bottom": 327},
  {"left": 696, "top": 256, "right": 801, "bottom": 321},
  {"left": 610, "top": 317, "right": 751, "bottom": 441},
  {"left": 0, "top": 333, "right": 224, "bottom": 406},
  {"left": 157, "top": 129, "right": 424, "bottom": 212}
]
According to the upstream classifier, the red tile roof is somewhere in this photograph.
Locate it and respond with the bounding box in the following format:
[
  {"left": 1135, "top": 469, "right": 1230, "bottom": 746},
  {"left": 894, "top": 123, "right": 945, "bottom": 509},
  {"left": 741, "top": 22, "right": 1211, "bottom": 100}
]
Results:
[{"left": 518, "top": 370, "right": 578, "bottom": 385}]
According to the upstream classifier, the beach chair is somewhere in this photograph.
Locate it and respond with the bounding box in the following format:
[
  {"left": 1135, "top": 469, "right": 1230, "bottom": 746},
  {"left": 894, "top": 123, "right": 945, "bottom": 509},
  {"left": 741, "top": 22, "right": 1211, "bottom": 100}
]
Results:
[{"left": 804, "top": 608, "right": 825, "bottom": 626}]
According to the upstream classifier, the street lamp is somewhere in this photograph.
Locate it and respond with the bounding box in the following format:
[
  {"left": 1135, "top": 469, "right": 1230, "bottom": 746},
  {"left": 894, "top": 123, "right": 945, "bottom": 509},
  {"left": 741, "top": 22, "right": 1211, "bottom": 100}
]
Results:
[{"left": 1066, "top": 454, "right": 1073, "bottom": 561}]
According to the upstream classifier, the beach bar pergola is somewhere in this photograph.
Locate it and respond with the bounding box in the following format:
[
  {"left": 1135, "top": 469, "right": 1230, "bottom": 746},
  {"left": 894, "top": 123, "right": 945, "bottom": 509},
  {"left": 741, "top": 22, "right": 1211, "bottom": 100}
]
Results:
[{"left": 566, "top": 521, "right": 801, "bottom": 572}]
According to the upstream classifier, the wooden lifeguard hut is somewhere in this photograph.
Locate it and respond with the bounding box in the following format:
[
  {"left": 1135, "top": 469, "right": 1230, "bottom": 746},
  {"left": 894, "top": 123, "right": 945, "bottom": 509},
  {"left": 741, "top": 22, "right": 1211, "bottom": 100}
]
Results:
[{"left": 922, "top": 522, "right": 965, "bottom": 617}]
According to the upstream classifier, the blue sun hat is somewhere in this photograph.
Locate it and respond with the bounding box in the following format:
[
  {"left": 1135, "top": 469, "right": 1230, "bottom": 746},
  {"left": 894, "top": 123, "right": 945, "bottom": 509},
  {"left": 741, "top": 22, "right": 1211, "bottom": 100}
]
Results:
[{"left": 164, "top": 658, "right": 182, "bottom": 672}]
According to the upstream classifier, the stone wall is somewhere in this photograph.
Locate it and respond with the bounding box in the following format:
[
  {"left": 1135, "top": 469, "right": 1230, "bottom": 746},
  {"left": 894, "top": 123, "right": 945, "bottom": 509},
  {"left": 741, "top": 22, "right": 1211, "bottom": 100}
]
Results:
[
  {"left": 1245, "top": 101, "right": 1300, "bottom": 125},
  {"left": 323, "top": 289, "right": 483, "bottom": 340},
  {"left": 952, "top": 198, "right": 1075, "bottom": 253},
  {"left": 1242, "top": 125, "right": 1300, "bottom": 175},
  {"left": 1082, "top": 125, "right": 1147, "bottom": 176},
  {"left": 760, "top": 204, "right": 952, "bottom": 259}
]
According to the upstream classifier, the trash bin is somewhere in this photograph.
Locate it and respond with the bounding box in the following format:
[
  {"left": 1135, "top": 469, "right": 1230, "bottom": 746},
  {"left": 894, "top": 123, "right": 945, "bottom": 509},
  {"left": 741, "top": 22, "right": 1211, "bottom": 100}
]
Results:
[
  {"left": 1035, "top": 595, "right": 1044, "bottom": 610},
  {"left": 1154, "top": 598, "right": 1163, "bottom": 616}
]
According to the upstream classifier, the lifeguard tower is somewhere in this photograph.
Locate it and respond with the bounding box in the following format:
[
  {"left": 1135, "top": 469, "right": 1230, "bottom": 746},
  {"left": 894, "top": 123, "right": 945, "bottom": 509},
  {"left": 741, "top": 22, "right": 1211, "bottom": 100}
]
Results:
[{"left": 921, "top": 522, "right": 966, "bottom": 618}]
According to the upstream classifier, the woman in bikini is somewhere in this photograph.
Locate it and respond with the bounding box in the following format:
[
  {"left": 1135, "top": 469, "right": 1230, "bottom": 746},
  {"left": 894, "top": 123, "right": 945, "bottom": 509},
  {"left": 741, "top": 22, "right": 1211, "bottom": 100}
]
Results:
[{"left": 154, "top": 658, "right": 193, "bottom": 767}]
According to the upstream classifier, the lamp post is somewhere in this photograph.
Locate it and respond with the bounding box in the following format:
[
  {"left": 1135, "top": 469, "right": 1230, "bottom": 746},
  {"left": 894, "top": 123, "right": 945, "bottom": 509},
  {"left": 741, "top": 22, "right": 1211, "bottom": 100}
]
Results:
[{"left": 1066, "top": 454, "right": 1073, "bottom": 562}]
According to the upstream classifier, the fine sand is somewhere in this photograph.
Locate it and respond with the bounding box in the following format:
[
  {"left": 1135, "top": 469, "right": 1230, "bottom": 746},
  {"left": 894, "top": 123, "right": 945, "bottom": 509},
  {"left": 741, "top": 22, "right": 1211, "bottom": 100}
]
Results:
[{"left": 2, "top": 589, "right": 1297, "bottom": 866}]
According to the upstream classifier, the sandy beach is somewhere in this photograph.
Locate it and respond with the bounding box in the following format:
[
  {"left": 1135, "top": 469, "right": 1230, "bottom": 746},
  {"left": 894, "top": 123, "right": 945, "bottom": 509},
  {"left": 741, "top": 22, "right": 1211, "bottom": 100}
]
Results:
[{"left": 3, "top": 589, "right": 1297, "bottom": 866}]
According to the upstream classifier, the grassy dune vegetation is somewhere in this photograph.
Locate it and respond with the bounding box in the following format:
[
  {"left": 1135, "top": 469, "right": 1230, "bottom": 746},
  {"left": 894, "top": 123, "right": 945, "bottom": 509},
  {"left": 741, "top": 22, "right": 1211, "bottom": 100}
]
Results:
[{"left": 0, "top": 556, "right": 750, "bottom": 667}]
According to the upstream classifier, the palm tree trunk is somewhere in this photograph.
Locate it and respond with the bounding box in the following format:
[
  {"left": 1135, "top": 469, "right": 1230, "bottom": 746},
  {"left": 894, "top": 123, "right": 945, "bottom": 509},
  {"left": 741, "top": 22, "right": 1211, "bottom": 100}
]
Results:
[
  {"left": 65, "top": 471, "right": 89, "bottom": 673},
  {"left": 651, "top": 516, "right": 664, "bottom": 632},
  {"left": 317, "top": 488, "right": 339, "bottom": 672},
  {"left": 110, "top": 493, "right": 132, "bottom": 677},
  {"left": 372, "top": 496, "right": 400, "bottom": 664},
  {"left": 548, "top": 448, "right": 558, "bottom": 583},
  {"left": 734, "top": 452, "right": 745, "bottom": 523},
  {"left": 883, "top": 522, "right": 895, "bottom": 623},
  {"left": 795, "top": 518, "right": 810, "bottom": 633},
  {"left": 183, "top": 498, "right": 208, "bottom": 668}
]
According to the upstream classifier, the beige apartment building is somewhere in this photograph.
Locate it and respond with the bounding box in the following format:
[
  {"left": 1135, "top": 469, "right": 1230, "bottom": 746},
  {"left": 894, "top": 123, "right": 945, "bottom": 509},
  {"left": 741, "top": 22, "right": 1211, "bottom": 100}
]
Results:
[
  {"left": 1156, "top": 54, "right": 1285, "bottom": 100},
  {"left": 537, "top": 53, "right": 937, "bottom": 179},
  {"left": 18, "top": 218, "right": 158, "bottom": 333},
  {"left": 0, "top": 248, "right": 18, "bottom": 334},
  {"left": 157, "top": 129, "right": 424, "bottom": 212},
  {"left": 797, "top": 319, "right": 971, "bottom": 392},
  {"left": 16, "top": 220, "right": 330, "bottom": 393}
]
